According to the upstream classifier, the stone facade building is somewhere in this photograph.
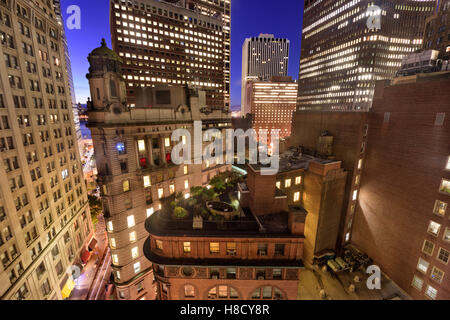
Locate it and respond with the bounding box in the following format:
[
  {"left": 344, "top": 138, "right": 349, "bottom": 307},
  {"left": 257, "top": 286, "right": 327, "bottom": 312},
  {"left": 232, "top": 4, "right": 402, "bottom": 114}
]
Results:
[
  {"left": 86, "top": 40, "right": 231, "bottom": 300},
  {"left": 0, "top": 0, "right": 93, "bottom": 300}
]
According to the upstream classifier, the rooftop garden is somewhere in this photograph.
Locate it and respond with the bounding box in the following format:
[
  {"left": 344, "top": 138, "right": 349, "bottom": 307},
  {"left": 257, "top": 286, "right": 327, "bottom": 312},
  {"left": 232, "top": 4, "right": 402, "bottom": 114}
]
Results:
[{"left": 164, "top": 171, "right": 245, "bottom": 222}]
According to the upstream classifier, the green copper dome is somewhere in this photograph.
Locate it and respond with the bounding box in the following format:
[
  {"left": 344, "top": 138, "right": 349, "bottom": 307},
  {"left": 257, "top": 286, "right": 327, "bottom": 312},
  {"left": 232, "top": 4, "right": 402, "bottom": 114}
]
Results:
[{"left": 88, "top": 38, "right": 122, "bottom": 62}]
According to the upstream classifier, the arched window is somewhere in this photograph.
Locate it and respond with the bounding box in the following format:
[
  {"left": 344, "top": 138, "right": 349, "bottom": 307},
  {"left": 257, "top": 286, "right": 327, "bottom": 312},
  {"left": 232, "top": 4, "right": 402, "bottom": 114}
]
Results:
[
  {"left": 251, "top": 286, "right": 284, "bottom": 300},
  {"left": 184, "top": 285, "right": 195, "bottom": 298},
  {"left": 207, "top": 285, "right": 239, "bottom": 299}
]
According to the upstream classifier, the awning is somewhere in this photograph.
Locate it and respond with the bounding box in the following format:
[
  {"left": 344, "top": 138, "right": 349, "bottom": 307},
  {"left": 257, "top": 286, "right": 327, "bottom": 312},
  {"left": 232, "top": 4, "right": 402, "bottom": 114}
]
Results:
[
  {"left": 61, "top": 279, "right": 76, "bottom": 299},
  {"left": 88, "top": 238, "right": 97, "bottom": 251},
  {"left": 81, "top": 249, "right": 91, "bottom": 264}
]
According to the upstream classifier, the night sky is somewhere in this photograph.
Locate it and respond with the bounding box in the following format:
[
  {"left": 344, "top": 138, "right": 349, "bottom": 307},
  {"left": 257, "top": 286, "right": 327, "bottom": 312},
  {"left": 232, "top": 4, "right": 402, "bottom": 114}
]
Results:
[{"left": 61, "top": 0, "right": 304, "bottom": 110}]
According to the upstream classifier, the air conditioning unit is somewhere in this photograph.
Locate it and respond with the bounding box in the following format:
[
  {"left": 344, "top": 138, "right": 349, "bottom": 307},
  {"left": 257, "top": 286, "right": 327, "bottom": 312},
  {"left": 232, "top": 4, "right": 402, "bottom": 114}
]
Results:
[
  {"left": 211, "top": 275, "right": 218, "bottom": 279},
  {"left": 258, "top": 276, "right": 265, "bottom": 280},
  {"left": 259, "top": 251, "right": 267, "bottom": 256}
]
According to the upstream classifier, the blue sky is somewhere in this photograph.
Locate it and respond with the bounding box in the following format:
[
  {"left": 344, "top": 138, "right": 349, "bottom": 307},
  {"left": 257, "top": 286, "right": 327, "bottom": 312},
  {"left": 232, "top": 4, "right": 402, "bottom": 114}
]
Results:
[{"left": 61, "top": 0, "right": 304, "bottom": 109}]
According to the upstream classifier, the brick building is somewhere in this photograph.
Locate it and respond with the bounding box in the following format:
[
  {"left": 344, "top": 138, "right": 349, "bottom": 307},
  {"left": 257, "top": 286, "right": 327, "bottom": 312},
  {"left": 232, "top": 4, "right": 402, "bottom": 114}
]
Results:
[
  {"left": 287, "top": 111, "right": 369, "bottom": 251},
  {"left": 288, "top": 71, "right": 450, "bottom": 299},
  {"left": 144, "top": 166, "right": 306, "bottom": 300},
  {"left": 351, "top": 72, "right": 450, "bottom": 300},
  {"left": 86, "top": 40, "right": 231, "bottom": 300}
]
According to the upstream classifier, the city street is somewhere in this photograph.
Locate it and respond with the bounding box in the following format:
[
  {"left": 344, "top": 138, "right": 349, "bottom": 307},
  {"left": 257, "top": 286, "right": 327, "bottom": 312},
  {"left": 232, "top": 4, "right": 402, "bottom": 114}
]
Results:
[{"left": 69, "top": 213, "right": 110, "bottom": 300}]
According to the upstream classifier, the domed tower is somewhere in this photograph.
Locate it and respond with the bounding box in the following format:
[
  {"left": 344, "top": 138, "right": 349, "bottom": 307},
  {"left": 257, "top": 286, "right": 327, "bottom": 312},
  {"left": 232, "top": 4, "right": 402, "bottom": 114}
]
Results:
[{"left": 86, "top": 39, "right": 127, "bottom": 113}]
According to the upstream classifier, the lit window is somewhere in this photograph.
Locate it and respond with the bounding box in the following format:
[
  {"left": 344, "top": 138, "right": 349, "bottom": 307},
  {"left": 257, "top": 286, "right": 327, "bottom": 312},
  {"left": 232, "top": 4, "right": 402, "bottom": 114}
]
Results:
[
  {"left": 439, "top": 179, "right": 450, "bottom": 195},
  {"left": 437, "top": 247, "right": 449, "bottom": 264},
  {"left": 169, "top": 184, "right": 175, "bottom": 194},
  {"left": 115, "top": 271, "right": 121, "bottom": 280},
  {"left": 133, "top": 262, "right": 141, "bottom": 274},
  {"left": 433, "top": 200, "right": 447, "bottom": 217},
  {"left": 276, "top": 181, "right": 281, "bottom": 189},
  {"left": 112, "top": 254, "right": 118, "bottom": 265},
  {"left": 295, "top": 176, "right": 301, "bottom": 185},
  {"left": 285, "top": 179, "right": 291, "bottom": 188},
  {"left": 425, "top": 285, "right": 437, "bottom": 300},
  {"left": 143, "top": 176, "right": 151, "bottom": 188},
  {"left": 137, "top": 139, "right": 146, "bottom": 152},
  {"left": 116, "top": 142, "right": 126, "bottom": 154},
  {"left": 164, "top": 137, "right": 170, "bottom": 147},
  {"left": 293, "top": 192, "right": 300, "bottom": 202},
  {"left": 158, "top": 188, "right": 164, "bottom": 199},
  {"left": 417, "top": 258, "right": 429, "bottom": 274},
  {"left": 444, "top": 227, "right": 450, "bottom": 242},
  {"left": 107, "top": 221, "right": 113, "bottom": 232},
  {"left": 127, "top": 215, "right": 135, "bottom": 228},
  {"left": 129, "top": 231, "right": 137, "bottom": 242},
  {"left": 411, "top": 275, "right": 423, "bottom": 290},
  {"left": 345, "top": 232, "right": 350, "bottom": 242},
  {"left": 123, "top": 180, "right": 130, "bottom": 192},
  {"left": 184, "top": 193, "right": 190, "bottom": 199},
  {"left": 422, "top": 240, "right": 435, "bottom": 256},
  {"left": 352, "top": 190, "right": 358, "bottom": 201},
  {"left": 427, "top": 221, "right": 441, "bottom": 237},
  {"left": 183, "top": 242, "right": 191, "bottom": 253},
  {"left": 184, "top": 285, "right": 195, "bottom": 297},
  {"left": 355, "top": 175, "right": 361, "bottom": 186},
  {"left": 226, "top": 242, "right": 236, "bottom": 255},
  {"left": 156, "top": 240, "right": 163, "bottom": 251},
  {"left": 110, "top": 238, "right": 116, "bottom": 249},
  {"left": 446, "top": 156, "right": 450, "bottom": 170},
  {"left": 358, "top": 159, "right": 363, "bottom": 170},
  {"left": 184, "top": 166, "right": 188, "bottom": 175},
  {"left": 146, "top": 207, "right": 154, "bottom": 217},
  {"left": 210, "top": 242, "right": 220, "bottom": 254},
  {"left": 430, "top": 266, "right": 445, "bottom": 284},
  {"left": 182, "top": 135, "right": 186, "bottom": 145},
  {"left": 184, "top": 180, "right": 189, "bottom": 190},
  {"left": 131, "top": 247, "right": 139, "bottom": 259}
]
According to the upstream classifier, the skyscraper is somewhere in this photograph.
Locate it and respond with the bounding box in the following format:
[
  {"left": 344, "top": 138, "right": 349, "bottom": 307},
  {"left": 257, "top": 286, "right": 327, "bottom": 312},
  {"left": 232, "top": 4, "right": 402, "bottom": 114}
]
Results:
[
  {"left": 86, "top": 40, "right": 231, "bottom": 300},
  {"left": 0, "top": 0, "right": 93, "bottom": 300},
  {"left": 241, "top": 34, "right": 289, "bottom": 114},
  {"left": 423, "top": 0, "right": 450, "bottom": 59},
  {"left": 244, "top": 76, "right": 297, "bottom": 141},
  {"left": 297, "top": 0, "right": 436, "bottom": 112},
  {"left": 52, "top": 0, "right": 82, "bottom": 150},
  {"left": 110, "top": 0, "right": 231, "bottom": 110}
]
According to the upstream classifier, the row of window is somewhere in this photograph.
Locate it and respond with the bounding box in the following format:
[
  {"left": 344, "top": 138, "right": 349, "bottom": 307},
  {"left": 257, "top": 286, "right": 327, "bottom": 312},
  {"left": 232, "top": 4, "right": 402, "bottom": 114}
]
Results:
[{"left": 154, "top": 240, "right": 287, "bottom": 257}]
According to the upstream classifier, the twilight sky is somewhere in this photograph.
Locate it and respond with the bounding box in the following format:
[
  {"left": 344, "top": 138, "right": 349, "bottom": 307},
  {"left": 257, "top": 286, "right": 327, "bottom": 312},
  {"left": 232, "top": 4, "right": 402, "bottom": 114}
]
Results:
[{"left": 61, "top": 0, "right": 304, "bottom": 109}]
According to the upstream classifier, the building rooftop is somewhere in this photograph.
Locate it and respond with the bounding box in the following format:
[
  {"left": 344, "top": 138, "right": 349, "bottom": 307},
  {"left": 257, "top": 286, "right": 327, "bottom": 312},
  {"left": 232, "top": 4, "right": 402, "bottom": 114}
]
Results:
[
  {"left": 144, "top": 195, "right": 305, "bottom": 238},
  {"left": 249, "top": 147, "right": 339, "bottom": 174}
]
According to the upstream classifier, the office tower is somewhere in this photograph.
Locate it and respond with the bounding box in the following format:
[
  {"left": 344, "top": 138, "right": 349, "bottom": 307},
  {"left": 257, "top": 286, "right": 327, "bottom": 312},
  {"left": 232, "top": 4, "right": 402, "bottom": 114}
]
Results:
[
  {"left": 144, "top": 166, "right": 306, "bottom": 300},
  {"left": 298, "top": 0, "right": 436, "bottom": 112},
  {"left": 241, "top": 34, "right": 290, "bottom": 114},
  {"left": 423, "top": 0, "right": 450, "bottom": 59},
  {"left": 244, "top": 76, "right": 297, "bottom": 141},
  {"left": 110, "top": 0, "right": 231, "bottom": 110},
  {"left": 0, "top": 0, "right": 93, "bottom": 300},
  {"left": 52, "top": 1, "right": 82, "bottom": 151},
  {"left": 86, "top": 40, "right": 231, "bottom": 300},
  {"left": 350, "top": 73, "right": 450, "bottom": 300}
]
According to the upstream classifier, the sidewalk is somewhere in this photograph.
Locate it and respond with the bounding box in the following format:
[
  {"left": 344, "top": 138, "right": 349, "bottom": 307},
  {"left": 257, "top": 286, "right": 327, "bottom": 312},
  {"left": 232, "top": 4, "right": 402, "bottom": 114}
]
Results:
[{"left": 69, "top": 213, "right": 108, "bottom": 300}]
